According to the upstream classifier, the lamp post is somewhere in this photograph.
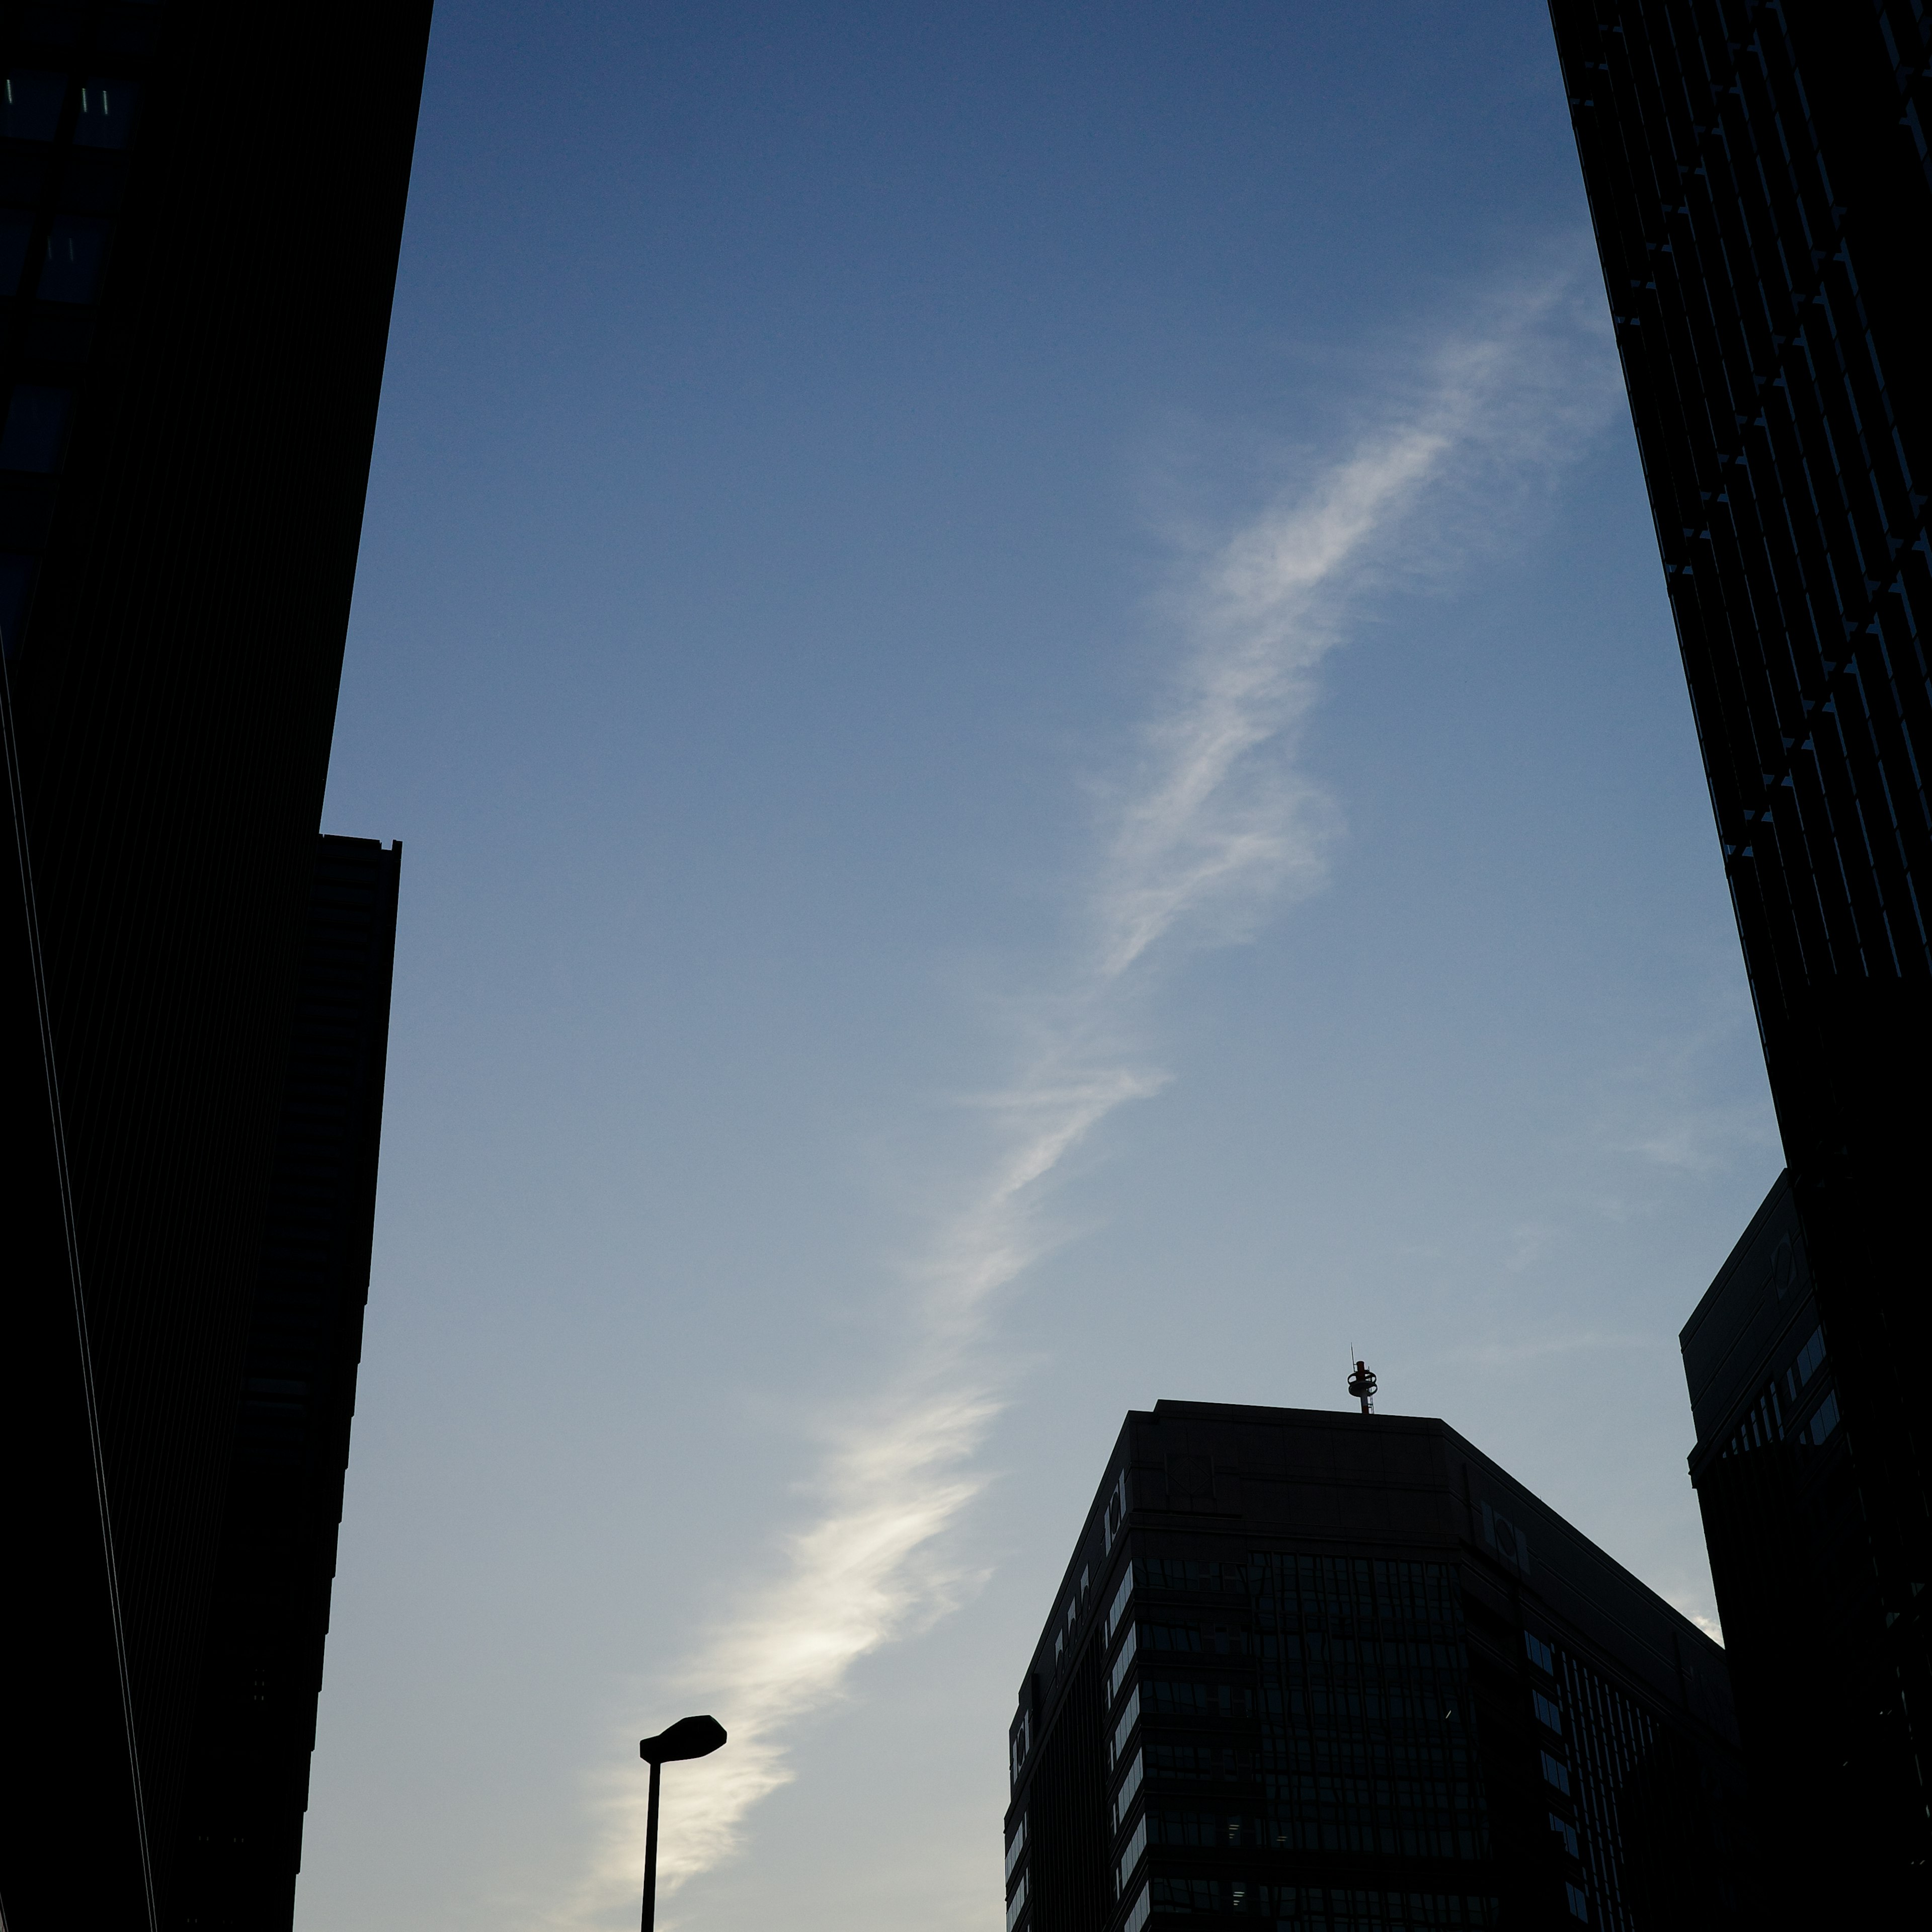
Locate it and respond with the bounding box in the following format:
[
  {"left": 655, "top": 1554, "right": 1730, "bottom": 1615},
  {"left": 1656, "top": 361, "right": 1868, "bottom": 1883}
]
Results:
[{"left": 638, "top": 1714, "right": 727, "bottom": 1932}]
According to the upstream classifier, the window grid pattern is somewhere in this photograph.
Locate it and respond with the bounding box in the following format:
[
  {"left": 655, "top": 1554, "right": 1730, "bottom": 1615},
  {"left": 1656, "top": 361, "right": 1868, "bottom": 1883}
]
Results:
[
  {"left": 1718, "top": 1320, "right": 1841, "bottom": 1459},
  {"left": 1719, "top": 1379, "right": 1785, "bottom": 1459},
  {"left": 1554, "top": 0, "right": 1932, "bottom": 1024},
  {"left": 1248, "top": 1554, "right": 1489, "bottom": 1863},
  {"left": 1556, "top": 1649, "right": 1661, "bottom": 1932}
]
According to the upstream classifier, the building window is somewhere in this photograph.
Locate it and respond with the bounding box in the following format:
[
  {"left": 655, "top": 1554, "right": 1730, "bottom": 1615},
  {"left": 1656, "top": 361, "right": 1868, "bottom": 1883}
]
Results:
[
  {"left": 1524, "top": 1631, "right": 1554, "bottom": 1673},
  {"left": 39, "top": 219, "right": 112, "bottom": 305},
  {"left": 2, "top": 70, "right": 67, "bottom": 142},
  {"left": 1122, "top": 1881, "right": 1151, "bottom": 1932},
  {"left": 1108, "top": 1624, "right": 1137, "bottom": 1705},
  {"left": 1549, "top": 1812, "right": 1578, "bottom": 1858},
  {"left": 1112, "top": 1685, "right": 1140, "bottom": 1765},
  {"left": 1792, "top": 1326, "right": 1825, "bottom": 1390},
  {"left": 1009, "top": 1710, "right": 1031, "bottom": 1789},
  {"left": 1004, "top": 1816, "right": 1026, "bottom": 1885},
  {"left": 1004, "top": 1869, "right": 1027, "bottom": 1932},
  {"left": 1112, "top": 1750, "right": 1143, "bottom": 1832},
  {"left": 1106, "top": 1566, "right": 1133, "bottom": 1643},
  {"left": 1566, "top": 1880, "right": 1589, "bottom": 1920},
  {"left": 0, "top": 386, "right": 72, "bottom": 473},
  {"left": 1533, "top": 1689, "right": 1563, "bottom": 1734},
  {"left": 1116, "top": 1814, "right": 1147, "bottom": 1894},
  {"left": 74, "top": 79, "right": 138, "bottom": 150},
  {"left": 1807, "top": 1389, "right": 1840, "bottom": 1443},
  {"left": 1541, "top": 1750, "right": 1571, "bottom": 1796}
]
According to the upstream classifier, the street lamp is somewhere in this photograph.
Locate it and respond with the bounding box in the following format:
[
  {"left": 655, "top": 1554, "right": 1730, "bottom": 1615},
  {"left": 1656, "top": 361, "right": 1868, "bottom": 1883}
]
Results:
[{"left": 637, "top": 1714, "right": 727, "bottom": 1931}]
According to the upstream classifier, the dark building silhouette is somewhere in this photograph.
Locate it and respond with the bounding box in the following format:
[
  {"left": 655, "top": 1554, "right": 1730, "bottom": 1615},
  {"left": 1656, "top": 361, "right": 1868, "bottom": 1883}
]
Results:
[
  {"left": 1677, "top": 1172, "right": 1882, "bottom": 1912},
  {"left": 1005, "top": 1403, "right": 1747, "bottom": 1932},
  {"left": 1547, "top": 0, "right": 1932, "bottom": 1905},
  {"left": 169, "top": 836, "right": 401, "bottom": 1927},
  {"left": 1, "top": 4, "right": 429, "bottom": 1928}
]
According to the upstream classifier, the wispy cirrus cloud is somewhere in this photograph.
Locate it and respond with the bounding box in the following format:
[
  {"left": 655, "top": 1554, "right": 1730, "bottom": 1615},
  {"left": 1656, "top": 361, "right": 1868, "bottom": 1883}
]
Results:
[{"left": 568, "top": 259, "right": 1617, "bottom": 1926}]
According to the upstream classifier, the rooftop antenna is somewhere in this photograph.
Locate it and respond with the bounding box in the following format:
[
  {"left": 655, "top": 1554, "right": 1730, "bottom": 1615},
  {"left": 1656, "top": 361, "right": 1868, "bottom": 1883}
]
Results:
[{"left": 1347, "top": 1358, "right": 1378, "bottom": 1415}]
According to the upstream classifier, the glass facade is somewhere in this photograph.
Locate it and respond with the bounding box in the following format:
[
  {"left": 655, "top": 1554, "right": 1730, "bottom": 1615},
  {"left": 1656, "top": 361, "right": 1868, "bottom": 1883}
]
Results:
[
  {"left": 1007, "top": 1405, "right": 1747, "bottom": 1931},
  {"left": 1098, "top": 1553, "right": 1495, "bottom": 1930},
  {"left": 1550, "top": 2, "right": 1932, "bottom": 1905},
  {"left": 1550, "top": 0, "right": 1932, "bottom": 1023},
  {"left": 1251, "top": 1556, "right": 1485, "bottom": 1868}
]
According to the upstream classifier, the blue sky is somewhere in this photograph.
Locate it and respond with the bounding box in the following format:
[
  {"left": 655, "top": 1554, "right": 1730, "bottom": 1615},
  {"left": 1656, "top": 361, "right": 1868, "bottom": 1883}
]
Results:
[{"left": 305, "top": 5, "right": 1779, "bottom": 1927}]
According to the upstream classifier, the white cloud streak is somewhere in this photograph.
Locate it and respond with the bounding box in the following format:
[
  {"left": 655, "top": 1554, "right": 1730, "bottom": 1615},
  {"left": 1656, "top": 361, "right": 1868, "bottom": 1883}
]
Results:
[{"left": 567, "top": 263, "right": 1615, "bottom": 1926}]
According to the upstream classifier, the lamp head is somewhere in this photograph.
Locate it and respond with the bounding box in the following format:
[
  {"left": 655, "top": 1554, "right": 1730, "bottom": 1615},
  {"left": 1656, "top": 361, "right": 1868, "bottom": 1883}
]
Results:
[{"left": 640, "top": 1715, "right": 728, "bottom": 1765}]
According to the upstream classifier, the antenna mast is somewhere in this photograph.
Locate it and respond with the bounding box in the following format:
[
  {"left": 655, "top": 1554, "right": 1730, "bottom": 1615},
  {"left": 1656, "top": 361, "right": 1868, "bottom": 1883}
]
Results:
[{"left": 1347, "top": 1359, "right": 1378, "bottom": 1415}]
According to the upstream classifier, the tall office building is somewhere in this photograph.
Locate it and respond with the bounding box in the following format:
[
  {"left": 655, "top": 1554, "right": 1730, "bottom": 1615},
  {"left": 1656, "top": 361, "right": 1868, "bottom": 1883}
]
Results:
[
  {"left": 1547, "top": 1, "right": 1932, "bottom": 1902},
  {"left": 1, "top": 5, "right": 430, "bottom": 1927},
  {"left": 1006, "top": 1403, "right": 1748, "bottom": 1932}
]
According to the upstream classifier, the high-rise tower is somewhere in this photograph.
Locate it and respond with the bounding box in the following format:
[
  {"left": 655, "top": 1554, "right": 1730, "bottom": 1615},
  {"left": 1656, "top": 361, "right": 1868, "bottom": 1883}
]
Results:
[
  {"left": 1548, "top": 0, "right": 1932, "bottom": 1904},
  {"left": 0, "top": 5, "right": 430, "bottom": 1926},
  {"left": 1007, "top": 1403, "right": 1748, "bottom": 1932}
]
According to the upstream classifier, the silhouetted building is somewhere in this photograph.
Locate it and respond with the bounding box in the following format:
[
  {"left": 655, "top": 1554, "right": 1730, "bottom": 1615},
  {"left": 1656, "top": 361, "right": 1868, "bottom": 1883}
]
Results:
[
  {"left": 1677, "top": 1172, "right": 1886, "bottom": 1916},
  {"left": 168, "top": 836, "right": 401, "bottom": 1926},
  {"left": 1548, "top": 1, "right": 1932, "bottom": 1906},
  {"left": 1, "top": 4, "right": 429, "bottom": 1928},
  {"left": 1005, "top": 1403, "right": 1747, "bottom": 1932}
]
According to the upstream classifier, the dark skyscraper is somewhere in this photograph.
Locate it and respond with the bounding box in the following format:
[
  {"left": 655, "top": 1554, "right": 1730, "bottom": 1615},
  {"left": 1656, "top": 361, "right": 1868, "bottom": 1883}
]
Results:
[
  {"left": 1547, "top": 0, "right": 1932, "bottom": 1905},
  {"left": 1676, "top": 1171, "right": 1871, "bottom": 1903},
  {"left": 168, "top": 835, "right": 403, "bottom": 1927},
  {"left": 1, "top": 5, "right": 430, "bottom": 1928},
  {"left": 1006, "top": 1402, "right": 1748, "bottom": 1932}
]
